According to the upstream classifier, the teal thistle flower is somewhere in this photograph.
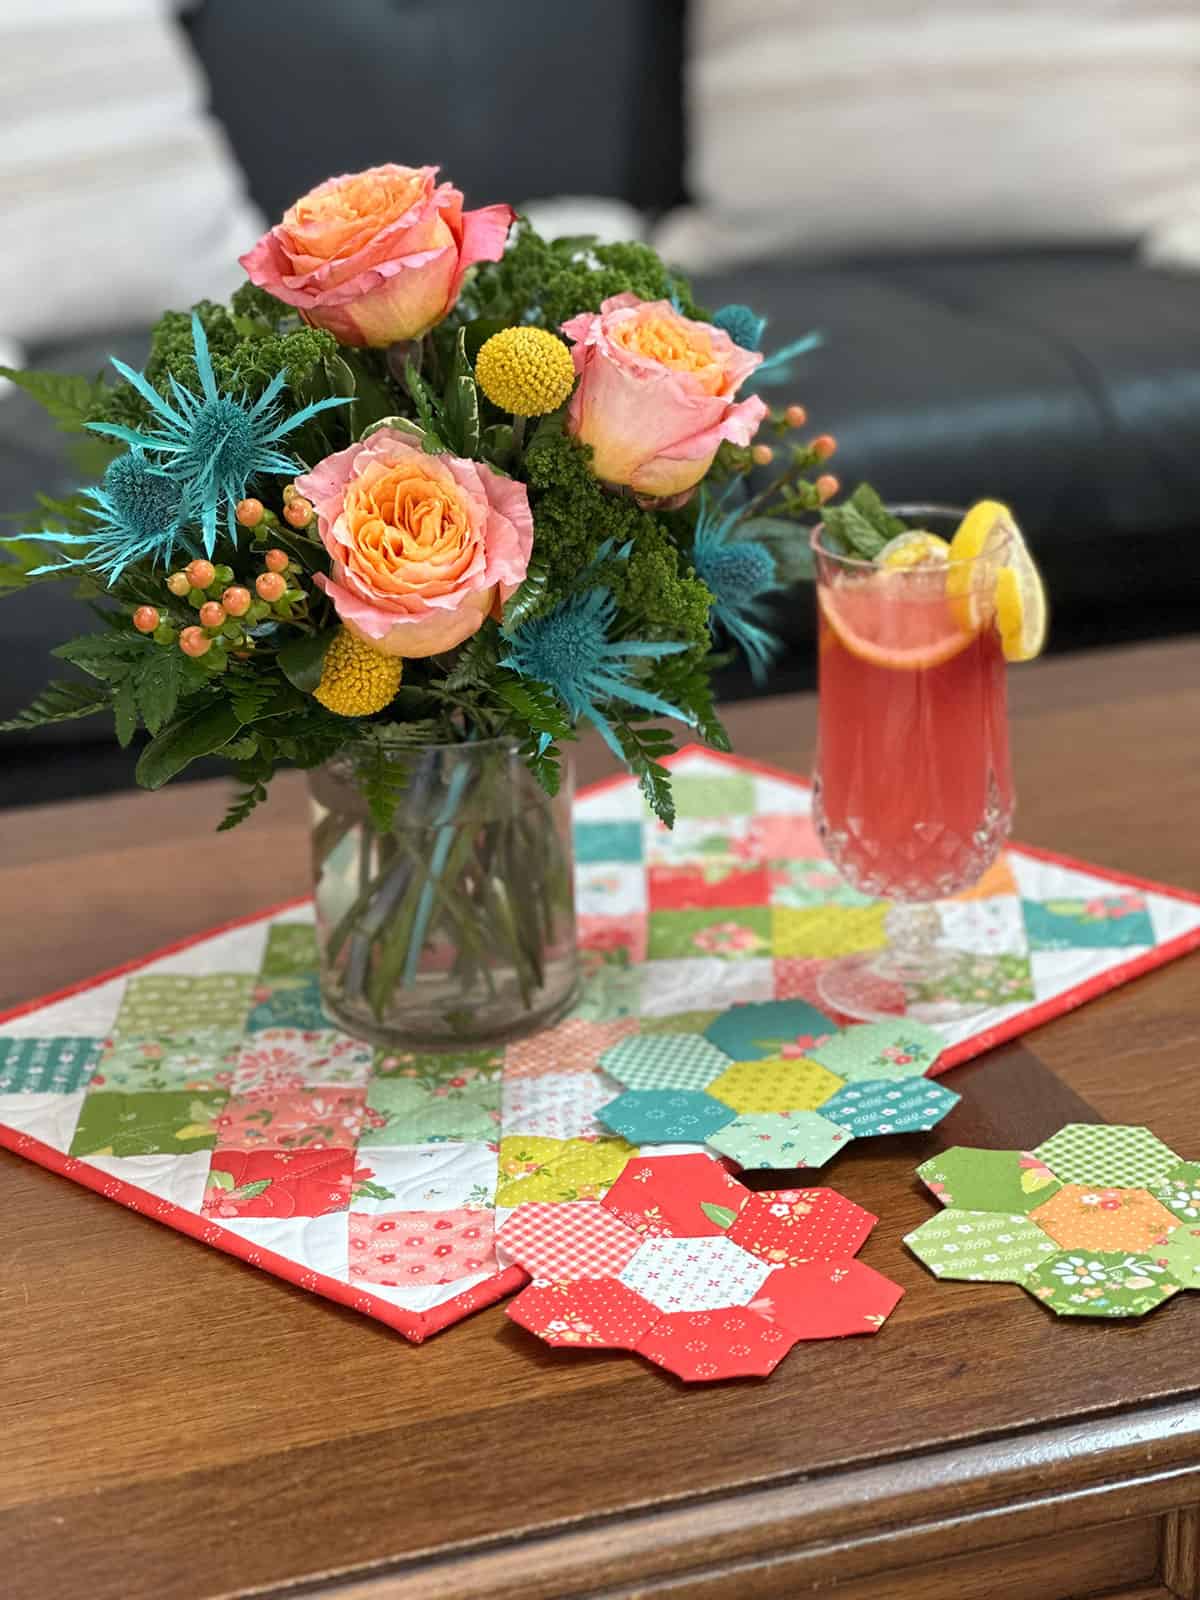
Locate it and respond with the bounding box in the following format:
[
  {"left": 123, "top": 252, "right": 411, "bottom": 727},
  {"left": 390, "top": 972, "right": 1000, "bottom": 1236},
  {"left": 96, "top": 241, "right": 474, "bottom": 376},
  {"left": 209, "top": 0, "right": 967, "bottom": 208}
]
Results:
[
  {"left": 22, "top": 448, "right": 193, "bottom": 582},
  {"left": 712, "top": 303, "right": 822, "bottom": 388},
  {"left": 86, "top": 312, "right": 348, "bottom": 555},
  {"left": 692, "top": 490, "right": 783, "bottom": 683},
  {"left": 501, "top": 587, "right": 695, "bottom": 756}
]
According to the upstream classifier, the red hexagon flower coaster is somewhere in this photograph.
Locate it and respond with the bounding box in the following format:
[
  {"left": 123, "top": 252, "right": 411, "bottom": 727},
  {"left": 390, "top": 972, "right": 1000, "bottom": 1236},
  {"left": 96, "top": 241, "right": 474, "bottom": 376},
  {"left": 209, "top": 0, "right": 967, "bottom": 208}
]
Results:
[{"left": 504, "top": 1155, "right": 903, "bottom": 1383}]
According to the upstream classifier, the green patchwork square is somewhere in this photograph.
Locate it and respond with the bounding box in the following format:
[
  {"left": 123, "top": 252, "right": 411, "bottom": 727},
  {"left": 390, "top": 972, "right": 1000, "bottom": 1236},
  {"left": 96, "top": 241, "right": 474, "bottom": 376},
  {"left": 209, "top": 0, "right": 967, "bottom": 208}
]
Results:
[
  {"left": 570, "top": 960, "right": 644, "bottom": 1020},
  {"left": 574, "top": 821, "right": 643, "bottom": 865},
  {"left": 69, "top": 1089, "right": 228, "bottom": 1156},
  {"left": 260, "top": 923, "right": 319, "bottom": 981},
  {"left": 245, "top": 976, "right": 330, "bottom": 1032},
  {"left": 115, "top": 975, "right": 254, "bottom": 1037},
  {"left": 0, "top": 1036, "right": 104, "bottom": 1094},
  {"left": 373, "top": 1047, "right": 503, "bottom": 1084},
  {"left": 92, "top": 1030, "right": 241, "bottom": 1093},
  {"left": 912, "top": 952, "right": 1034, "bottom": 1007},
  {"left": 647, "top": 907, "right": 771, "bottom": 961},
  {"left": 668, "top": 774, "right": 756, "bottom": 820},
  {"left": 360, "top": 1076, "right": 501, "bottom": 1145}
]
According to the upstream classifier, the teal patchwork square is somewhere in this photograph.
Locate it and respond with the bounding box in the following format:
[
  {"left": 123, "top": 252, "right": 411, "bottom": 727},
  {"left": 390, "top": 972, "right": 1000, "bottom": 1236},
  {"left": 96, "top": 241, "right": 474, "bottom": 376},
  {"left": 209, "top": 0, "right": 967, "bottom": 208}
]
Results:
[
  {"left": 574, "top": 821, "right": 643, "bottom": 865},
  {"left": 668, "top": 774, "right": 756, "bottom": 820},
  {"left": 360, "top": 1076, "right": 501, "bottom": 1145},
  {"left": 69, "top": 1089, "right": 228, "bottom": 1157},
  {"left": 0, "top": 1036, "right": 103, "bottom": 1094},
  {"left": 115, "top": 974, "right": 254, "bottom": 1037},
  {"left": 246, "top": 976, "right": 331, "bottom": 1032},
  {"left": 647, "top": 907, "right": 771, "bottom": 961},
  {"left": 1023, "top": 896, "right": 1155, "bottom": 952},
  {"left": 260, "top": 923, "right": 319, "bottom": 981}
]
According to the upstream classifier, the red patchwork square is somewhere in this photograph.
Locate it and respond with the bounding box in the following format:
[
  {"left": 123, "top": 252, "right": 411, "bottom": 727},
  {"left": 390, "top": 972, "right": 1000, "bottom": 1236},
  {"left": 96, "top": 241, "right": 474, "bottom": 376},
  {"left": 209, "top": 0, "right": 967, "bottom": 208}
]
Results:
[
  {"left": 648, "top": 862, "right": 770, "bottom": 912},
  {"left": 348, "top": 1207, "right": 495, "bottom": 1286},
  {"left": 203, "top": 1148, "right": 356, "bottom": 1219},
  {"left": 578, "top": 914, "right": 648, "bottom": 963},
  {"left": 214, "top": 1086, "right": 368, "bottom": 1150}
]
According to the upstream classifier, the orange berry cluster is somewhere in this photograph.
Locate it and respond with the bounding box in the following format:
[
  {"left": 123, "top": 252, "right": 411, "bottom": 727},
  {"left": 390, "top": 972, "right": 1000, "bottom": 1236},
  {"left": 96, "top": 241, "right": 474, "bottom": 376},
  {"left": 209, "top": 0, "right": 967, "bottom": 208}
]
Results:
[{"left": 135, "top": 549, "right": 306, "bottom": 665}]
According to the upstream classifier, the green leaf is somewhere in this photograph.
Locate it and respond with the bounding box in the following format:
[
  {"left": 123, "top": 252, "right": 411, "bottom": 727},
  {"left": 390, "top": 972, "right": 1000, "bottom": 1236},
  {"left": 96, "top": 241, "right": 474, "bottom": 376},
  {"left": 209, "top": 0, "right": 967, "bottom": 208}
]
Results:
[
  {"left": 820, "top": 483, "right": 909, "bottom": 561},
  {"left": 112, "top": 678, "right": 137, "bottom": 748},
  {"left": 614, "top": 719, "right": 677, "bottom": 827},
  {"left": 359, "top": 414, "right": 427, "bottom": 446},
  {"left": 218, "top": 778, "right": 270, "bottom": 832},
  {"left": 207, "top": 1170, "right": 234, "bottom": 1191},
  {"left": 235, "top": 1179, "right": 272, "bottom": 1199},
  {"left": 700, "top": 1202, "right": 738, "bottom": 1230},
  {"left": 440, "top": 328, "right": 481, "bottom": 457},
  {"left": 404, "top": 361, "right": 448, "bottom": 452},
  {"left": 278, "top": 629, "right": 336, "bottom": 694},
  {"left": 53, "top": 633, "right": 146, "bottom": 683},
  {"left": 0, "top": 679, "right": 110, "bottom": 732},
  {"left": 353, "top": 739, "right": 414, "bottom": 834},
  {"left": 0, "top": 367, "right": 103, "bottom": 433},
  {"left": 132, "top": 648, "right": 183, "bottom": 735},
  {"left": 499, "top": 555, "right": 551, "bottom": 636},
  {"left": 135, "top": 701, "right": 242, "bottom": 790}
]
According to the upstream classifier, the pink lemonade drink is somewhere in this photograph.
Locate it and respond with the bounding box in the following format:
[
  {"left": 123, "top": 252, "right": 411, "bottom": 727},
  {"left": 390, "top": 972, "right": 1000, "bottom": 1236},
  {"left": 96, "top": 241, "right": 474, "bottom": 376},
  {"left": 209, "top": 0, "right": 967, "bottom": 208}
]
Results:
[{"left": 813, "top": 577, "right": 1013, "bottom": 900}]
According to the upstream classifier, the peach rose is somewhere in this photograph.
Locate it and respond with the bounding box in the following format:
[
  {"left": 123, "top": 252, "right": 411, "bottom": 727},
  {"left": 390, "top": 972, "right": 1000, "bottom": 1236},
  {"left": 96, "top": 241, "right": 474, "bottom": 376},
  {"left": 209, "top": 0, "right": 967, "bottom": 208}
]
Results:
[
  {"left": 560, "top": 293, "right": 768, "bottom": 500},
  {"left": 239, "top": 164, "right": 514, "bottom": 347},
  {"left": 297, "top": 428, "right": 533, "bottom": 657}
]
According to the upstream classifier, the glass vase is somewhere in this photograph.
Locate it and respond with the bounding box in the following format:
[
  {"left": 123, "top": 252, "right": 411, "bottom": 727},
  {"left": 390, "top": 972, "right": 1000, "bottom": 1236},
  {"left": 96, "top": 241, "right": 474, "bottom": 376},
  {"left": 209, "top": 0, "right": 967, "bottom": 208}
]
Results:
[{"left": 308, "top": 739, "right": 579, "bottom": 1049}]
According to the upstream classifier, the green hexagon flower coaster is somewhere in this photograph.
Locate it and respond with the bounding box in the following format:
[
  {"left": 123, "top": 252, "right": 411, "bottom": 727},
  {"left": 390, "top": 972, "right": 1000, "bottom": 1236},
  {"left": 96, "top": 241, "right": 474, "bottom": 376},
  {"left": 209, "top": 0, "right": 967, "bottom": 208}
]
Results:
[
  {"left": 906, "top": 1123, "right": 1200, "bottom": 1320},
  {"left": 596, "top": 1002, "right": 957, "bottom": 1171}
]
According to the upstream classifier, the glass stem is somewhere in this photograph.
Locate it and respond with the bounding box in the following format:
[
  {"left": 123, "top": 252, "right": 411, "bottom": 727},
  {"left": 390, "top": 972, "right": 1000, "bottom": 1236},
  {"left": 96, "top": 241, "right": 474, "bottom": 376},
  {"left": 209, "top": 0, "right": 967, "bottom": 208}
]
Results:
[{"left": 876, "top": 902, "right": 946, "bottom": 985}]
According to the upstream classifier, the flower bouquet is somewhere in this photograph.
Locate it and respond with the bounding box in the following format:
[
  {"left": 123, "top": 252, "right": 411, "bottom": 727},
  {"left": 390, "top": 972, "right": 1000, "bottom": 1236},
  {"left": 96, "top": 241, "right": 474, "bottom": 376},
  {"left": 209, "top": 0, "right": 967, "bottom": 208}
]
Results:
[{"left": 1, "top": 163, "right": 835, "bottom": 1046}]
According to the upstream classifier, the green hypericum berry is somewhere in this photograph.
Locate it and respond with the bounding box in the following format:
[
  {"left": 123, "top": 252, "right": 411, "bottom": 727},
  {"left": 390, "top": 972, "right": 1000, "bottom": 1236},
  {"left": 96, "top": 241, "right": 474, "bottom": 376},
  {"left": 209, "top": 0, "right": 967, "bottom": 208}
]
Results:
[
  {"left": 153, "top": 624, "right": 177, "bottom": 645},
  {"left": 213, "top": 564, "right": 235, "bottom": 586},
  {"left": 187, "top": 588, "right": 206, "bottom": 608}
]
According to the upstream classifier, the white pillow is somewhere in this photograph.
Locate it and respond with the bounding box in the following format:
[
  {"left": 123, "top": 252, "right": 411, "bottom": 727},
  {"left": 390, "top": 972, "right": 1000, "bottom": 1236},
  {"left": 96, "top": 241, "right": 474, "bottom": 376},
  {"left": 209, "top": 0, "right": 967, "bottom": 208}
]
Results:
[
  {"left": 655, "top": 1, "right": 1200, "bottom": 270},
  {"left": 0, "top": 2, "right": 262, "bottom": 344}
]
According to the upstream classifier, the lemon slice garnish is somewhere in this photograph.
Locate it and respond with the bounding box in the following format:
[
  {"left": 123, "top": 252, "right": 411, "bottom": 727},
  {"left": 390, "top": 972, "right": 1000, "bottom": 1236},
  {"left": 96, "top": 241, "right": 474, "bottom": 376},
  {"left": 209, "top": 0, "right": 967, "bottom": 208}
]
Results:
[
  {"left": 877, "top": 530, "right": 951, "bottom": 571},
  {"left": 947, "top": 499, "right": 1047, "bottom": 661}
]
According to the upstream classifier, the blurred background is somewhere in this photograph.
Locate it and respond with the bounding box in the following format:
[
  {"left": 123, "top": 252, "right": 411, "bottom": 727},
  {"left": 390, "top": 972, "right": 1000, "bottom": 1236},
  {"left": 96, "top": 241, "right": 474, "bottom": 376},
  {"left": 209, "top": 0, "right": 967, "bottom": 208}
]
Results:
[{"left": 3, "top": 0, "right": 1199, "bottom": 806}]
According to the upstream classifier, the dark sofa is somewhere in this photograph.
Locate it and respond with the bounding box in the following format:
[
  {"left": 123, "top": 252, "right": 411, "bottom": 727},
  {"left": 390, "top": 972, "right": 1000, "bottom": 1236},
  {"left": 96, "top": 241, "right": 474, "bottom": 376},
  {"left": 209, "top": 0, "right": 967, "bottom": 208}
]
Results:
[{"left": 3, "top": 0, "right": 1198, "bottom": 805}]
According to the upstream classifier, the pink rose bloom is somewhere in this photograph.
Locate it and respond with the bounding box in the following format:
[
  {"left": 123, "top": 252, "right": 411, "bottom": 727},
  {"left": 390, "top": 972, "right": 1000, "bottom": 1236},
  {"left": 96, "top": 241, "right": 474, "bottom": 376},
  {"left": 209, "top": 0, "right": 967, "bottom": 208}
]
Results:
[
  {"left": 239, "top": 164, "right": 514, "bottom": 347},
  {"left": 560, "top": 293, "right": 768, "bottom": 500},
  {"left": 297, "top": 428, "right": 533, "bottom": 657}
]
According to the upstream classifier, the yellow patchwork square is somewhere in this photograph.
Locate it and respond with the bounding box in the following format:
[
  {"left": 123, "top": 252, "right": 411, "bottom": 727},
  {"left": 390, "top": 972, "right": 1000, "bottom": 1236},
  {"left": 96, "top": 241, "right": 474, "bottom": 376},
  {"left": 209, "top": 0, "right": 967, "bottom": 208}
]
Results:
[{"left": 771, "top": 905, "right": 889, "bottom": 958}]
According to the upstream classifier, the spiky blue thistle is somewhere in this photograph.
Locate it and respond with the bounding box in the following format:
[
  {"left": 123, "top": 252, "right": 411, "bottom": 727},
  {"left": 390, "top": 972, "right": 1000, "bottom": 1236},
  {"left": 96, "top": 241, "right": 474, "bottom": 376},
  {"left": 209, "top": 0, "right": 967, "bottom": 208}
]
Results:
[
  {"left": 85, "top": 313, "right": 348, "bottom": 556},
  {"left": 712, "top": 303, "right": 822, "bottom": 389},
  {"left": 501, "top": 587, "right": 695, "bottom": 757},
  {"left": 21, "top": 448, "right": 193, "bottom": 582},
  {"left": 692, "top": 489, "right": 783, "bottom": 683}
]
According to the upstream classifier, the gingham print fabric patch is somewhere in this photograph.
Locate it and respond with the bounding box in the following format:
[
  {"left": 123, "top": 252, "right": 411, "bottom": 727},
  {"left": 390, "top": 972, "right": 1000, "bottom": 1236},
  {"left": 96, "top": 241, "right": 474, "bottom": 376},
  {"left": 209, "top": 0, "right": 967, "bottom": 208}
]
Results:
[
  {"left": 1032, "top": 1124, "right": 1180, "bottom": 1188},
  {"left": 598, "top": 1032, "right": 731, "bottom": 1092},
  {"left": 496, "top": 1201, "right": 642, "bottom": 1280}
]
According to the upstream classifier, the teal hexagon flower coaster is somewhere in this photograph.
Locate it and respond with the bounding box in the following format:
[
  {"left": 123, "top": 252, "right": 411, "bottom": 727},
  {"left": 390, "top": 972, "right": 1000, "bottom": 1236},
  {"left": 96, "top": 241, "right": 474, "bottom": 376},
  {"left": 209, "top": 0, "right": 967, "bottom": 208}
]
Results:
[
  {"left": 707, "top": 1110, "right": 854, "bottom": 1171},
  {"left": 599, "top": 1033, "right": 731, "bottom": 1093},
  {"left": 598, "top": 1089, "right": 737, "bottom": 1145},
  {"left": 819, "top": 1078, "right": 960, "bottom": 1138},
  {"left": 703, "top": 1000, "right": 836, "bottom": 1062},
  {"left": 908, "top": 1122, "right": 1200, "bottom": 1323},
  {"left": 806, "top": 1020, "right": 945, "bottom": 1082}
]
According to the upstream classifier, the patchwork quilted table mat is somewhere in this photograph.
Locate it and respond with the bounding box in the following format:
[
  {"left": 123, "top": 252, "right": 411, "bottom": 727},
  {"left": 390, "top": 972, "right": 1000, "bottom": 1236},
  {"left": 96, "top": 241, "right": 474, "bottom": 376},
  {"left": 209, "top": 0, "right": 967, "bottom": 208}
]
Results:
[{"left": 2, "top": 748, "right": 1198, "bottom": 1343}]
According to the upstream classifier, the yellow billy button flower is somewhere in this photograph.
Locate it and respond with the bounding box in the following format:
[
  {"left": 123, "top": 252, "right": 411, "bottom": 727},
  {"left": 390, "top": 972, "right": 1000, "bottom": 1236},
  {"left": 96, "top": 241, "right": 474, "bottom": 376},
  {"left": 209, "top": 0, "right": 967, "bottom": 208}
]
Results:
[
  {"left": 314, "top": 627, "right": 403, "bottom": 717},
  {"left": 475, "top": 326, "right": 575, "bottom": 417}
]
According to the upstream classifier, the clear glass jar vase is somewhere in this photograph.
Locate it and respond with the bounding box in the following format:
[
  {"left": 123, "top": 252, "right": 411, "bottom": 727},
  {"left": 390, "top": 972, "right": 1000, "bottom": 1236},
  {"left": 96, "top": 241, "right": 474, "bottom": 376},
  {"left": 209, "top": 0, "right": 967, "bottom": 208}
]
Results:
[{"left": 308, "top": 739, "right": 578, "bottom": 1050}]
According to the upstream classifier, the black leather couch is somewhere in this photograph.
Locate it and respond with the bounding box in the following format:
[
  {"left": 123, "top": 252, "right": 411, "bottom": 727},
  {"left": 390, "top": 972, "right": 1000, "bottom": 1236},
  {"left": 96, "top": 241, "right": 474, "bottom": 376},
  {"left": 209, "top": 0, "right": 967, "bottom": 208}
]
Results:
[{"left": 4, "top": 0, "right": 1198, "bottom": 804}]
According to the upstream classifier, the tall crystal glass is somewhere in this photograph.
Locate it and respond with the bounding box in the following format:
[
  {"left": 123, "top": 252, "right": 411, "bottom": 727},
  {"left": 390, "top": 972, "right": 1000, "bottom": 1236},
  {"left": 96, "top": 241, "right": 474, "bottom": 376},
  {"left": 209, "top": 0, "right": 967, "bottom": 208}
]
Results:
[{"left": 810, "top": 507, "right": 1014, "bottom": 1021}]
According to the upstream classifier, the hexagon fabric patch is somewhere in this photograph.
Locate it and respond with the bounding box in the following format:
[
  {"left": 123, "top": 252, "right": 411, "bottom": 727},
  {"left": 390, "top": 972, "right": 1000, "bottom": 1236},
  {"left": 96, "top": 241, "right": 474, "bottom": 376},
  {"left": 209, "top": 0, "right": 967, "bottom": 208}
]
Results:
[
  {"left": 1028, "top": 1185, "right": 1180, "bottom": 1253},
  {"left": 1033, "top": 1124, "right": 1181, "bottom": 1187},
  {"left": 702, "top": 1000, "right": 836, "bottom": 1063},
  {"left": 904, "top": 1210, "right": 1057, "bottom": 1283},
  {"left": 507, "top": 1277, "right": 662, "bottom": 1349},
  {"left": 496, "top": 1201, "right": 642, "bottom": 1280},
  {"left": 757, "top": 1259, "right": 904, "bottom": 1338},
  {"left": 707, "top": 1110, "right": 853, "bottom": 1171},
  {"left": 598, "top": 1032, "right": 731, "bottom": 1093},
  {"left": 1152, "top": 1163, "right": 1200, "bottom": 1225},
  {"left": 806, "top": 1020, "right": 945, "bottom": 1082},
  {"left": 635, "top": 1306, "right": 797, "bottom": 1382},
  {"left": 1153, "top": 1226, "right": 1200, "bottom": 1288},
  {"left": 706, "top": 1058, "right": 845, "bottom": 1115},
  {"left": 821, "top": 1077, "right": 960, "bottom": 1138},
  {"left": 597, "top": 1089, "right": 736, "bottom": 1145},
  {"left": 1025, "top": 1251, "right": 1181, "bottom": 1318},
  {"left": 618, "top": 1235, "right": 772, "bottom": 1313},
  {"left": 729, "top": 1188, "right": 877, "bottom": 1267},
  {"left": 917, "top": 1147, "right": 1061, "bottom": 1213},
  {"left": 601, "top": 1153, "right": 748, "bottom": 1238}
]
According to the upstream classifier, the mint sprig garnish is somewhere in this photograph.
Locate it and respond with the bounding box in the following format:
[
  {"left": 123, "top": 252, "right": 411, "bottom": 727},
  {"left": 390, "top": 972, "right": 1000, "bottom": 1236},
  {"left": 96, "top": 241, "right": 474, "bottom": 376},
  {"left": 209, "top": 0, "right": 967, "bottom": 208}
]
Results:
[{"left": 821, "top": 483, "right": 908, "bottom": 560}]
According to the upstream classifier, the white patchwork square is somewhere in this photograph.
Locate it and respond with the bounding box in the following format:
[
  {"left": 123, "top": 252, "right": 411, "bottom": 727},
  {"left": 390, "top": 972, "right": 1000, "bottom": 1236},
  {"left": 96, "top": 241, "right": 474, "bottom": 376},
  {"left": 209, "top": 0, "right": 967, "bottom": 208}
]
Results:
[
  {"left": 217, "top": 1211, "right": 349, "bottom": 1280},
  {"left": 501, "top": 1072, "right": 619, "bottom": 1139},
  {"left": 753, "top": 774, "right": 811, "bottom": 814},
  {"left": 356, "top": 1268, "right": 497, "bottom": 1313},
  {"left": 1147, "top": 891, "right": 1200, "bottom": 945},
  {"left": 644, "top": 815, "right": 753, "bottom": 865},
  {"left": 351, "top": 1143, "right": 497, "bottom": 1212},
  {"left": 638, "top": 957, "right": 775, "bottom": 1017},
  {"left": 0, "top": 1090, "right": 87, "bottom": 1152},
  {"left": 231, "top": 1029, "right": 374, "bottom": 1092},
  {"left": 1008, "top": 852, "right": 1129, "bottom": 904},
  {"left": 146, "top": 921, "right": 270, "bottom": 977},
  {"left": 573, "top": 783, "right": 646, "bottom": 823},
  {"left": 938, "top": 897, "right": 1028, "bottom": 957},
  {"left": 576, "top": 862, "right": 647, "bottom": 918},
  {"left": 0, "top": 977, "right": 124, "bottom": 1040},
  {"left": 82, "top": 1150, "right": 212, "bottom": 1211},
  {"left": 1028, "top": 946, "right": 1140, "bottom": 1005}
]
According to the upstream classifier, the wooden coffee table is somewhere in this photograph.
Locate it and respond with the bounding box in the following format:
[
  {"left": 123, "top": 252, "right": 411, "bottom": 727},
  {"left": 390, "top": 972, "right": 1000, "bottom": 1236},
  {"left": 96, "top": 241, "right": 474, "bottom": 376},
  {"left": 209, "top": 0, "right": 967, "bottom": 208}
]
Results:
[{"left": 3, "top": 637, "right": 1199, "bottom": 1600}]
